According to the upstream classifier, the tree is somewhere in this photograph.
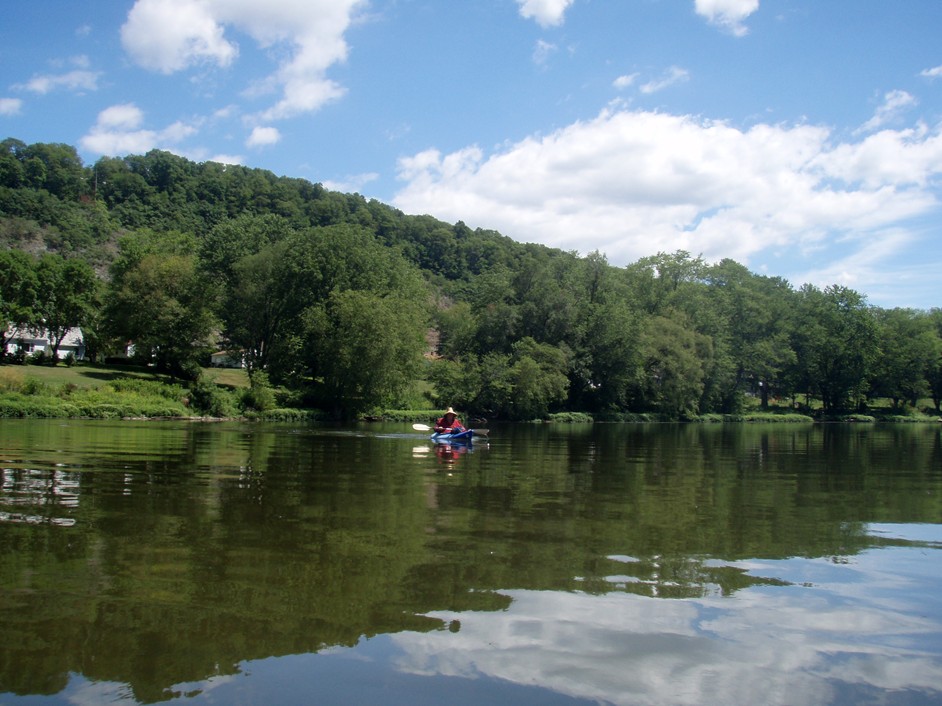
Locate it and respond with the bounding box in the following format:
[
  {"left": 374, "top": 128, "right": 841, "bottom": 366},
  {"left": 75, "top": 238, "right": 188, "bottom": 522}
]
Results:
[
  {"left": 303, "top": 290, "right": 427, "bottom": 418},
  {"left": 871, "top": 308, "right": 938, "bottom": 409},
  {"left": 0, "top": 249, "right": 38, "bottom": 359},
  {"left": 200, "top": 213, "right": 296, "bottom": 285},
  {"left": 922, "top": 309, "right": 942, "bottom": 413},
  {"left": 222, "top": 239, "right": 305, "bottom": 376},
  {"left": 705, "top": 260, "right": 797, "bottom": 410},
  {"left": 637, "top": 314, "right": 708, "bottom": 418},
  {"left": 33, "top": 254, "right": 100, "bottom": 360},
  {"left": 106, "top": 231, "right": 219, "bottom": 379},
  {"left": 507, "top": 338, "right": 570, "bottom": 419},
  {"left": 790, "top": 285, "right": 876, "bottom": 412}
]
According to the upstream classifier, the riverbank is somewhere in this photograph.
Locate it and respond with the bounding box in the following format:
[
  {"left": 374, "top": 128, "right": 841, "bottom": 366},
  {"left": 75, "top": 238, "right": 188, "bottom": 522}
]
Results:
[{"left": 1, "top": 363, "right": 939, "bottom": 423}]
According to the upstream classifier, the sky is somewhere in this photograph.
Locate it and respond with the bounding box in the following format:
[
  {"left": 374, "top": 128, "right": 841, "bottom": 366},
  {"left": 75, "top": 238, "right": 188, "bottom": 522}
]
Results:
[{"left": 1, "top": 0, "right": 941, "bottom": 309}]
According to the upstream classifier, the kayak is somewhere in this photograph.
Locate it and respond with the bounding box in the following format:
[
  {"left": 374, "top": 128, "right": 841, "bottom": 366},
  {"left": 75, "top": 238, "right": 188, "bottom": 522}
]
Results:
[{"left": 430, "top": 429, "right": 475, "bottom": 442}]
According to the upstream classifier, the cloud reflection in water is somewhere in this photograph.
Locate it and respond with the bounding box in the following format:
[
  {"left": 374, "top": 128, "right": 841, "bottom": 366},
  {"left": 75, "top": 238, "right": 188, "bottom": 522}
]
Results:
[{"left": 389, "top": 532, "right": 942, "bottom": 706}]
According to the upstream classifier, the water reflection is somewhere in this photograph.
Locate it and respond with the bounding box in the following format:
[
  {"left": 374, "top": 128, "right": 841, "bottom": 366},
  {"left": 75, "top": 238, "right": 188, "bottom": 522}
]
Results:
[
  {"left": 392, "top": 531, "right": 942, "bottom": 706},
  {"left": 0, "top": 420, "right": 940, "bottom": 705}
]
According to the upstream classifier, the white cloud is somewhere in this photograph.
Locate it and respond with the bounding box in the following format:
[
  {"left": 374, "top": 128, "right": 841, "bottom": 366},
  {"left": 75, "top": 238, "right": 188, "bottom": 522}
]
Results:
[
  {"left": 694, "top": 0, "right": 759, "bottom": 36},
  {"left": 640, "top": 66, "right": 690, "bottom": 94},
  {"left": 121, "top": 0, "right": 365, "bottom": 120},
  {"left": 532, "top": 39, "right": 558, "bottom": 66},
  {"left": 0, "top": 98, "right": 23, "bottom": 116},
  {"left": 121, "top": 0, "right": 238, "bottom": 73},
  {"left": 80, "top": 103, "right": 197, "bottom": 156},
  {"left": 246, "top": 125, "right": 281, "bottom": 148},
  {"left": 393, "top": 108, "right": 942, "bottom": 280},
  {"left": 920, "top": 65, "right": 942, "bottom": 79},
  {"left": 21, "top": 70, "right": 100, "bottom": 94},
  {"left": 207, "top": 153, "right": 244, "bottom": 166},
  {"left": 16, "top": 56, "right": 101, "bottom": 94},
  {"left": 856, "top": 90, "right": 917, "bottom": 134},
  {"left": 516, "top": 0, "right": 575, "bottom": 28},
  {"left": 613, "top": 73, "right": 639, "bottom": 90},
  {"left": 322, "top": 172, "right": 379, "bottom": 193}
]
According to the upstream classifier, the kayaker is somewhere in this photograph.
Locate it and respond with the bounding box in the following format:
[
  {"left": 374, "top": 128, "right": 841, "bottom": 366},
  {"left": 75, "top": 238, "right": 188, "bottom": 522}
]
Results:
[{"left": 435, "top": 407, "right": 465, "bottom": 434}]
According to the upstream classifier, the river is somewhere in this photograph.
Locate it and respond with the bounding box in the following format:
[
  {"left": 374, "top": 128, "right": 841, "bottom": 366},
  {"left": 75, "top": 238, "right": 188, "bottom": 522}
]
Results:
[{"left": 1, "top": 419, "right": 941, "bottom": 705}]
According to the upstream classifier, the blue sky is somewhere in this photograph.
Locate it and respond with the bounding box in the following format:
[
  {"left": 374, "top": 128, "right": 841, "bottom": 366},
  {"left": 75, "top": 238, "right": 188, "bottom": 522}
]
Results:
[{"left": 2, "top": 1, "right": 941, "bottom": 309}]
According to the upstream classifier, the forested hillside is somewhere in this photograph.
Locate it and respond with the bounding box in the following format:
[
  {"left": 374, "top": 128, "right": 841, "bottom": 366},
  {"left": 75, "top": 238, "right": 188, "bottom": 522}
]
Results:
[{"left": 2, "top": 137, "right": 941, "bottom": 419}]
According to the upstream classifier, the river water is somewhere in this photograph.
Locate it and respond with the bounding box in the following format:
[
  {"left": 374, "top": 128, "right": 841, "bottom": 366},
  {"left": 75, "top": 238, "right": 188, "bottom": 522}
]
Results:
[{"left": 1, "top": 419, "right": 941, "bottom": 705}]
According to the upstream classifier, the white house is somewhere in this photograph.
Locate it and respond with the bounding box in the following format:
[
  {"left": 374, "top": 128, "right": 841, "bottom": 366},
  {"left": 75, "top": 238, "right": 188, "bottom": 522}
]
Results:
[
  {"left": 210, "top": 350, "right": 245, "bottom": 368},
  {"left": 3, "top": 326, "right": 86, "bottom": 361}
]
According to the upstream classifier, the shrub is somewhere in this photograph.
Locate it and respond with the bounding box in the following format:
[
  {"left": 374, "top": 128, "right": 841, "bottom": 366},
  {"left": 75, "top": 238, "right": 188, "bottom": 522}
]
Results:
[{"left": 187, "top": 378, "right": 238, "bottom": 417}]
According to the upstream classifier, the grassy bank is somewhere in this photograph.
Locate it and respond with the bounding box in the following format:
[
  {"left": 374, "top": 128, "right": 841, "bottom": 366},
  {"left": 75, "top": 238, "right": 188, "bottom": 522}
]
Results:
[{"left": 0, "top": 362, "right": 321, "bottom": 420}]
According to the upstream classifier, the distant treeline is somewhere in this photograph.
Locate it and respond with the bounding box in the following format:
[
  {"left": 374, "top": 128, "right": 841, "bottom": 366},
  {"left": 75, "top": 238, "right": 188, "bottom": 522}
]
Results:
[{"left": 1, "top": 137, "right": 940, "bottom": 419}]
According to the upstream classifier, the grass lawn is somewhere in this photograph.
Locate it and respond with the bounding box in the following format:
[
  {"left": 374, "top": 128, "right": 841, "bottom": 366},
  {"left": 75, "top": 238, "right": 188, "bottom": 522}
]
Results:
[{"left": 0, "top": 362, "right": 250, "bottom": 390}]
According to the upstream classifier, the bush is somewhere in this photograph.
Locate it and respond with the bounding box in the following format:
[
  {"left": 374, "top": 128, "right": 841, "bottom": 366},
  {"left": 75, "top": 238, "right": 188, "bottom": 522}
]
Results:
[
  {"left": 187, "top": 378, "right": 238, "bottom": 417},
  {"left": 21, "top": 376, "right": 47, "bottom": 396},
  {"left": 548, "top": 412, "right": 594, "bottom": 423},
  {"left": 240, "top": 381, "right": 276, "bottom": 412}
]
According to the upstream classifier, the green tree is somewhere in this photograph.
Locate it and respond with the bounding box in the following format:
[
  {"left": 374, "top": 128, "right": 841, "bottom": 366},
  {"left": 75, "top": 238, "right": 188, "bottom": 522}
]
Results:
[
  {"left": 637, "top": 314, "right": 708, "bottom": 418},
  {"left": 200, "top": 213, "right": 296, "bottom": 285},
  {"left": 871, "top": 308, "right": 938, "bottom": 409},
  {"left": 0, "top": 249, "right": 38, "bottom": 358},
  {"left": 705, "top": 260, "right": 797, "bottom": 410},
  {"left": 508, "top": 338, "right": 570, "bottom": 419},
  {"left": 106, "top": 231, "right": 218, "bottom": 379},
  {"left": 33, "top": 254, "right": 100, "bottom": 360},
  {"left": 926, "top": 309, "right": 942, "bottom": 413},
  {"left": 221, "top": 239, "right": 306, "bottom": 376},
  {"left": 303, "top": 290, "right": 427, "bottom": 418},
  {"left": 790, "top": 285, "right": 876, "bottom": 412}
]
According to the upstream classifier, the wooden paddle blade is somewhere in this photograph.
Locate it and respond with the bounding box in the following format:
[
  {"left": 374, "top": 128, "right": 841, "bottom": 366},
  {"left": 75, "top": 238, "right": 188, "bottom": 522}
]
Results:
[
  {"left": 412, "top": 423, "right": 432, "bottom": 431},
  {"left": 472, "top": 429, "right": 489, "bottom": 436}
]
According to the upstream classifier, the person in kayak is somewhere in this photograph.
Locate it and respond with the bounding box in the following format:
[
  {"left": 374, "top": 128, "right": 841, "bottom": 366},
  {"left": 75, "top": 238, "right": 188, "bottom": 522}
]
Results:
[{"left": 435, "top": 407, "right": 466, "bottom": 434}]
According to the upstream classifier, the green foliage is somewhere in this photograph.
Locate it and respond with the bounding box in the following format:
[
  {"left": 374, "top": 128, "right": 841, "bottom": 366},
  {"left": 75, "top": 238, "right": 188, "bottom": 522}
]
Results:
[
  {"left": 240, "top": 372, "right": 276, "bottom": 412},
  {"left": 106, "top": 230, "right": 219, "bottom": 379},
  {"left": 1, "top": 139, "right": 939, "bottom": 421},
  {"left": 871, "top": 308, "right": 938, "bottom": 409},
  {"left": 303, "top": 289, "right": 428, "bottom": 418},
  {"left": 637, "top": 314, "right": 709, "bottom": 418},
  {"left": 790, "top": 285, "right": 877, "bottom": 412},
  {"left": 187, "top": 377, "right": 239, "bottom": 417}
]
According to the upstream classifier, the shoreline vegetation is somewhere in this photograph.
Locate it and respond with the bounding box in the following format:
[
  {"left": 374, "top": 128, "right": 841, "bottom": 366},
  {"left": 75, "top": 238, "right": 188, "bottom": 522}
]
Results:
[{"left": 1, "top": 362, "right": 939, "bottom": 425}]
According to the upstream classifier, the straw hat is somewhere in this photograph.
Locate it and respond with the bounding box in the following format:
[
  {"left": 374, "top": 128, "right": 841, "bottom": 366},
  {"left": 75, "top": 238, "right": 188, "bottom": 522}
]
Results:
[{"left": 444, "top": 407, "right": 456, "bottom": 415}]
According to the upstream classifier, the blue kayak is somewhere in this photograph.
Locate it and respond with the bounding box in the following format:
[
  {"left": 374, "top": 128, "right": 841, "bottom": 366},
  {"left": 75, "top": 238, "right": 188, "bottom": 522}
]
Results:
[{"left": 430, "top": 429, "right": 475, "bottom": 442}]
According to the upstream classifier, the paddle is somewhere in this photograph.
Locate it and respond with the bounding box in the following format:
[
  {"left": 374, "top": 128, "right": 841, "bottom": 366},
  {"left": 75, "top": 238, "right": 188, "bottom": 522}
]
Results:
[{"left": 412, "top": 423, "right": 489, "bottom": 436}]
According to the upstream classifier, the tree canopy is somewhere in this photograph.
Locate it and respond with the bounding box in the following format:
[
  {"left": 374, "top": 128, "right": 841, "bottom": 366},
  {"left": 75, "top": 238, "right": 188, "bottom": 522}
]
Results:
[{"left": 1, "top": 139, "right": 940, "bottom": 417}]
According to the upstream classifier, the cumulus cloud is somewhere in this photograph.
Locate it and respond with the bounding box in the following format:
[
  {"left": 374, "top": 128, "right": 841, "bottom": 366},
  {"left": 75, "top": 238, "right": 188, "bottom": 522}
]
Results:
[
  {"left": 516, "top": 0, "right": 575, "bottom": 28},
  {"left": 246, "top": 125, "right": 281, "bottom": 148},
  {"left": 121, "top": 0, "right": 365, "bottom": 120},
  {"left": 392, "top": 108, "right": 942, "bottom": 280},
  {"left": 694, "top": 0, "right": 759, "bottom": 36},
  {"left": 920, "top": 65, "right": 942, "bottom": 79},
  {"left": 0, "top": 98, "right": 23, "bottom": 116},
  {"left": 80, "top": 103, "right": 197, "bottom": 156},
  {"left": 121, "top": 0, "right": 238, "bottom": 73}
]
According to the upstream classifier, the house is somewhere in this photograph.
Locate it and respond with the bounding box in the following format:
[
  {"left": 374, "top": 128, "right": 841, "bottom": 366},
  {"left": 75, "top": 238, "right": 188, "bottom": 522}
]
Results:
[
  {"left": 210, "top": 350, "right": 245, "bottom": 368},
  {"left": 3, "top": 326, "right": 86, "bottom": 361}
]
